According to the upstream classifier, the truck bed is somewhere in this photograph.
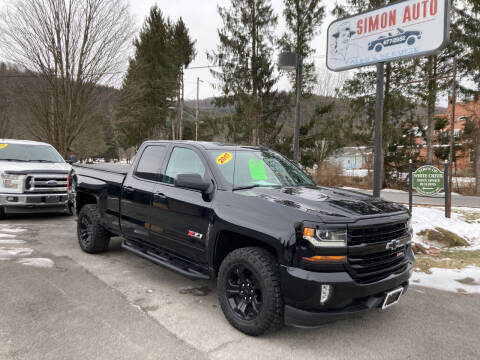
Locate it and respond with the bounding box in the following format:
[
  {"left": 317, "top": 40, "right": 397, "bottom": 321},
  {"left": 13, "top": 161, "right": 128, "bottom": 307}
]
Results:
[
  {"left": 73, "top": 163, "right": 131, "bottom": 175},
  {"left": 72, "top": 163, "right": 128, "bottom": 235}
]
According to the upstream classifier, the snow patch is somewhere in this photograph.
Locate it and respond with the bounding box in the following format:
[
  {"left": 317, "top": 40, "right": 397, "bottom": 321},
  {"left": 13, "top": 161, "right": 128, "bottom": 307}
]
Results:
[
  {"left": 0, "top": 239, "right": 26, "bottom": 245},
  {"left": 0, "top": 227, "right": 26, "bottom": 233},
  {"left": 412, "top": 267, "right": 480, "bottom": 294},
  {"left": 412, "top": 206, "right": 480, "bottom": 249},
  {"left": 0, "top": 247, "right": 34, "bottom": 258},
  {"left": 0, "top": 233, "right": 16, "bottom": 238},
  {"left": 342, "top": 169, "right": 369, "bottom": 177},
  {"left": 16, "top": 258, "right": 54, "bottom": 268}
]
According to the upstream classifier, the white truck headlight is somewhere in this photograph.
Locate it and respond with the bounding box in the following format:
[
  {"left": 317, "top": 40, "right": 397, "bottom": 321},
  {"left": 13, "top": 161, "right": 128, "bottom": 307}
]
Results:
[
  {"left": 303, "top": 227, "right": 347, "bottom": 248},
  {"left": 1, "top": 173, "right": 25, "bottom": 191}
]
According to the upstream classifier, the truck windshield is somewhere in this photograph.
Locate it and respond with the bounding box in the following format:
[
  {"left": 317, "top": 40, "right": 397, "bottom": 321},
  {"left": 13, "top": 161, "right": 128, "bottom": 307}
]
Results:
[
  {"left": 208, "top": 149, "right": 315, "bottom": 188},
  {"left": 0, "top": 143, "right": 64, "bottom": 163}
]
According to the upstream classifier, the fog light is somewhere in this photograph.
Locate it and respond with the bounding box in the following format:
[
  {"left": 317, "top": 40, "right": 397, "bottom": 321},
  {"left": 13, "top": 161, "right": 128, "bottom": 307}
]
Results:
[{"left": 320, "top": 285, "right": 332, "bottom": 305}]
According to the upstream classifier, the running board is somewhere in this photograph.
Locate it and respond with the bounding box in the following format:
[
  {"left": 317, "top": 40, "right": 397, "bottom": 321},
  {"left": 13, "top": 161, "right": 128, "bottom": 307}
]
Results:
[{"left": 121, "top": 241, "right": 210, "bottom": 280}]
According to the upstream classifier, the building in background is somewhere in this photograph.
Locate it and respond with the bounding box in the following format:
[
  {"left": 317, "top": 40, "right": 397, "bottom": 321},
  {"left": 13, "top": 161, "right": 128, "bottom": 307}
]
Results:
[
  {"left": 328, "top": 146, "right": 372, "bottom": 171},
  {"left": 419, "top": 97, "right": 479, "bottom": 171}
]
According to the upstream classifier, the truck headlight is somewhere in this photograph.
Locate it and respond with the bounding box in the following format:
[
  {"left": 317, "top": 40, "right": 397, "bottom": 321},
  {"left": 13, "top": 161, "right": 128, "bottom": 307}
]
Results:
[
  {"left": 1, "top": 173, "right": 24, "bottom": 190},
  {"left": 303, "top": 227, "right": 347, "bottom": 248}
]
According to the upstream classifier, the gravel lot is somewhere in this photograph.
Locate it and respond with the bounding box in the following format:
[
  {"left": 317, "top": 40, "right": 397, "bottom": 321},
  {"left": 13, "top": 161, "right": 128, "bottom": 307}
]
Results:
[{"left": 1, "top": 214, "right": 479, "bottom": 360}]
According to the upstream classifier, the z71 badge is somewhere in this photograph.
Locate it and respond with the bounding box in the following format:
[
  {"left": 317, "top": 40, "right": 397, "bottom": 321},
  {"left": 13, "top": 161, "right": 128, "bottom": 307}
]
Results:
[{"left": 187, "top": 230, "right": 203, "bottom": 239}]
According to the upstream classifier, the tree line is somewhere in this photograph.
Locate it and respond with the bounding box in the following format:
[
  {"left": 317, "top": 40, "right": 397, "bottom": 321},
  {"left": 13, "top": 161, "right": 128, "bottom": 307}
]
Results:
[{"left": 0, "top": 0, "right": 479, "bottom": 194}]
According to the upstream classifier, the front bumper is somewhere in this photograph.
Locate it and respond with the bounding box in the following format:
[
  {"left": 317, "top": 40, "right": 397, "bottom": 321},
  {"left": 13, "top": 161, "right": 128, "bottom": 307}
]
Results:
[
  {"left": 0, "top": 193, "right": 69, "bottom": 214},
  {"left": 280, "top": 258, "right": 413, "bottom": 328}
]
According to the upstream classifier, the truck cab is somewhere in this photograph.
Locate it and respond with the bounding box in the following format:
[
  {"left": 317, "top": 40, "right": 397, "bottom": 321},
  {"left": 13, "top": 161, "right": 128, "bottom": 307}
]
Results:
[{"left": 0, "top": 139, "right": 71, "bottom": 218}]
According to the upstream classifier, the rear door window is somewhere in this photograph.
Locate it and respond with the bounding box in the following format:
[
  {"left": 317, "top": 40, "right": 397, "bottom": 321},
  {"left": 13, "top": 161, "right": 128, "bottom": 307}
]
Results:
[{"left": 134, "top": 145, "right": 166, "bottom": 181}]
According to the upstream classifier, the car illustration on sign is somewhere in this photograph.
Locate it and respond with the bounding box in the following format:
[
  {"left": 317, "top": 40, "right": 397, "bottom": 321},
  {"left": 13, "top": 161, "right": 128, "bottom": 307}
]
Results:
[{"left": 368, "top": 28, "right": 422, "bottom": 53}]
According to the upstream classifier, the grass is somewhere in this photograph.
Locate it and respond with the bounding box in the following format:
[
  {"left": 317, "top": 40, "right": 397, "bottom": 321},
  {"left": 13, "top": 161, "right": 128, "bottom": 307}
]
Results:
[
  {"left": 414, "top": 250, "right": 480, "bottom": 274},
  {"left": 416, "top": 227, "right": 470, "bottom": 247},
  {"left": 452, "top": 209, "right": 480, "bottom": 224}
]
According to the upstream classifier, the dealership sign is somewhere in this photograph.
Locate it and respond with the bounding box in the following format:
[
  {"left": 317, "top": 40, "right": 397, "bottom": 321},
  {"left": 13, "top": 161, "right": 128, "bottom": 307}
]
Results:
[{"left": 327, "top": 0, "right": 449, "bottom": 71}]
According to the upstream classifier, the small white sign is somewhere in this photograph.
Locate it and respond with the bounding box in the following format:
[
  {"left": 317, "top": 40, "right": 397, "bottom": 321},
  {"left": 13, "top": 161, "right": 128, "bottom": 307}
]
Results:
[{"left": 326, "top": 0, "right": 449, "bottom": 72}]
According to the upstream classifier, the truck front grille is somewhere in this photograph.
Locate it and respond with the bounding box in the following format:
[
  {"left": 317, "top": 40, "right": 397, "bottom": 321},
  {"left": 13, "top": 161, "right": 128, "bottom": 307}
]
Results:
[
  {"left": 347, "top": 221, "right": 410, "bottom": 284},
  {"left": 348, "top": 222, "right": 408, "bottom": 245},
  {"left": 25, "top": 174, "right": 68, "bottom": 193},
  {"left": 347, "top": 245, "right": 409, "bottom": 284}
]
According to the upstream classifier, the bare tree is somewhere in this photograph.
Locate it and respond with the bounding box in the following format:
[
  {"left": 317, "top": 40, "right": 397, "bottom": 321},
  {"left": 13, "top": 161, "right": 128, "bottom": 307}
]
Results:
[
  {"left": 315, "top": 63, "right": 348, "bottom": 99},
  {"left": 0, "top": 0, "right": 134, "bottom": 156}
]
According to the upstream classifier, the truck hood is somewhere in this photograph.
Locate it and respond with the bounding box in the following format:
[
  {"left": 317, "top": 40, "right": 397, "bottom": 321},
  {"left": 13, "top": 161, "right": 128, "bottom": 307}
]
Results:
[
  {"left": 238, "top": 186, "right": 408, "bottom": 222},
  {"left": 0, "top": 161, "right": 71, "bottom": 173}
]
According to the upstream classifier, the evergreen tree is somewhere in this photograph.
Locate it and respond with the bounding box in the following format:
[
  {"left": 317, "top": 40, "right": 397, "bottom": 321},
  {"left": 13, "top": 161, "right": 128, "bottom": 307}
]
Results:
[
  {"left": 172, "top": 18, "right": 196, "bottom": 140},
  {"left": 116, "top": 7, "right": 195, "bottom": 148},
  {"left": 208, "top": 0, "right": 280, "bottom": 145},
  {"left": 279, "top": 0, "right": 325, "bottom": 95}
]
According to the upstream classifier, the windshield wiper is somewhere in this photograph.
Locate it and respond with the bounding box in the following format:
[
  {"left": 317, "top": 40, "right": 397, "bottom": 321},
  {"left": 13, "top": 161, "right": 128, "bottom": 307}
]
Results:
[
  {"left": 232, "top": 184, "right": 281, "bottom": 191},
  {"left": 0, "top": 159, "right": 28, "bottom": 162}
]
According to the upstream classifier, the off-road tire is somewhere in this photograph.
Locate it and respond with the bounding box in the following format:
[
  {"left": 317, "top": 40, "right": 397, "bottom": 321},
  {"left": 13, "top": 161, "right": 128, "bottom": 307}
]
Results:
[
  {"left": 217, "top": 247, "right": 283, "bottom": 336},
  {"left": 77, "top": 204, "right": 110, "bottom": 253}
]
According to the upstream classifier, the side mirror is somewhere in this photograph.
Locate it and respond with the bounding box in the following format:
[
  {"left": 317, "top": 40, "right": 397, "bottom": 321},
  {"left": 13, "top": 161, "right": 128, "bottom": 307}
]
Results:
[
  {"left": 174, "top": 173, "right": 211, "bottom": 193},
  {"left": 67, "top": 155, "right": 78, "bottom": 164}
]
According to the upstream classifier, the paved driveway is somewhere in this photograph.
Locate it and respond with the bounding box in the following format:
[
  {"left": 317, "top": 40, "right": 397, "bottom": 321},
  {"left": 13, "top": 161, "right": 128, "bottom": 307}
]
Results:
[
  {"left": 1, "top": 214, "right": 479, "bottom": 360},
  {"left": 353, "top": 188, "right": 480, "bottom": 208}
]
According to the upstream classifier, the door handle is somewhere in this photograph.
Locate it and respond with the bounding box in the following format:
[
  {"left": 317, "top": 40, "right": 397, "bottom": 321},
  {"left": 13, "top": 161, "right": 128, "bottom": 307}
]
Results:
[
  {"left": 123, "top": 186, "right": 134, "bottom": 193},
  {"left": 153, "top": 192, "right": 167, "bottom": 200}
]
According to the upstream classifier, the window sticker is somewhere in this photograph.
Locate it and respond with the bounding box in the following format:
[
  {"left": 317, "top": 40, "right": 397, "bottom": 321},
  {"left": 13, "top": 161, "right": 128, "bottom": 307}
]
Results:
[
  {"left": 249, "top": 158, "right": 268, "bottom": 180},
  {"left": 216, "top": 152, "right": 233, "bottom": 165},
  {"left": 0, "top": 144, "right": 8, "bottom": 150}
]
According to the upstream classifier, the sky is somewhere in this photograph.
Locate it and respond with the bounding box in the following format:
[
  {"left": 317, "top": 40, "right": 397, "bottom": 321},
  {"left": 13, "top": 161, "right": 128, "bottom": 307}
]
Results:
[{"left": 126, "top": 0, "right": 338, "bottom": 100}]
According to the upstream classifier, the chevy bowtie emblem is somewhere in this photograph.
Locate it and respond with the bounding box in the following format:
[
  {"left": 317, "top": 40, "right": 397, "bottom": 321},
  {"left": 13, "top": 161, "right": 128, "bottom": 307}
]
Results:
[
  {"left": 386, "top": 239, "right": 401, "bottom": 251},
  {"left": 187, "top": 230, "right": 203, "bottom": 239}
]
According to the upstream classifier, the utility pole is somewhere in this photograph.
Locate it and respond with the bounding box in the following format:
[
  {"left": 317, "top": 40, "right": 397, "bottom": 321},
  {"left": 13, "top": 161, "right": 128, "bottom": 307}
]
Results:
[
  {"left": 447, "top": 58, "right": 457, "bottom": 218},
  {"left": 179, "top": 67, "right": 184, "bottom": 140},
  {"left": 196, "top": 77, "right": 199, "bottom": 141},
  {"left": 293, "top": 57, "right": 303, "bottom": 164},
  {"left": 373, "top": 62, "right": 385, "bottom": 198}
]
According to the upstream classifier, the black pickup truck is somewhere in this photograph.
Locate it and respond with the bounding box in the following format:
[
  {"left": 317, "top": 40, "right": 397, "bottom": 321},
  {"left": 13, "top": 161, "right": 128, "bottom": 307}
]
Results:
[{"left": 69, "top": 141, "right": 414, "bottom": 335}]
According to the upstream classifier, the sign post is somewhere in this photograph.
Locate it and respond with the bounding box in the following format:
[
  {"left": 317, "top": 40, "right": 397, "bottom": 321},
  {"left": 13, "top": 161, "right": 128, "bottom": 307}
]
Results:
[
  {"left": 408, "top": 159, "right": 413, "bottom": 213},
  {"left": 447, "top": 58, "right": 456, "bottom": 218},
  {"left": 327, "top": 0, "right": 450, "bottom": 198},
  {"left": 444, "top": 160, "right": 449, "bottom": 218},
  {"left": 373, "top": 63, "right": 384, "bottom": 198}
]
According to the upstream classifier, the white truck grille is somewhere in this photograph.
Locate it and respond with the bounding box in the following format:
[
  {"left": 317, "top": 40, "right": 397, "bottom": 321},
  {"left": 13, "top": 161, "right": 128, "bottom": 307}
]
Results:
[{"left": 25, "top": 174, "right": 68, "bottom": 193}]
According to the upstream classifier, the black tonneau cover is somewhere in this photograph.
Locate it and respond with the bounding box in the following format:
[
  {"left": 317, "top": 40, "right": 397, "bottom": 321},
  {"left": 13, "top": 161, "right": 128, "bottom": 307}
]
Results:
[{"left": 73, "top": 163, "right": 130, "bottom": 175}]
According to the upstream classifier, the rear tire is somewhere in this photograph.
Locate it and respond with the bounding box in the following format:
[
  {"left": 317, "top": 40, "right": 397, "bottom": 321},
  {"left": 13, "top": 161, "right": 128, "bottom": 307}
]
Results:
[
  {"left": 217, "top": 247, "right": 283, "bottom": 336},
  {"left": 375, "top": 43, "right": 383, "bottom": 52},
  {"left": 77, "top": 204, "right": 110, "bottom": 253}
]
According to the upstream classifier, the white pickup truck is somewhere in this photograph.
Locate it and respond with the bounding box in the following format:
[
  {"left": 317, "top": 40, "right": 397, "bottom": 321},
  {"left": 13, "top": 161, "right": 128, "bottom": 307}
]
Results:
[{"left": 0, "top": 139, "right": 73, "bottom": 218}]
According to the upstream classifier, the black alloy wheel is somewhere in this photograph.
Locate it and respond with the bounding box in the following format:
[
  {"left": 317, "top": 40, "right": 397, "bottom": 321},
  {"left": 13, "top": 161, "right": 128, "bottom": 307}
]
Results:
[
  {"left": 217, "top": 247, "right": 283, "bottom": 336},
  {"left": 226, "top": 264, "right": 263, "bottom": 321},
  {"left": 78, "top": 211, "right": 93, "bottom": 248},
  {"left": 77, "top": 204, "right": 110, "bottom": 253}
]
